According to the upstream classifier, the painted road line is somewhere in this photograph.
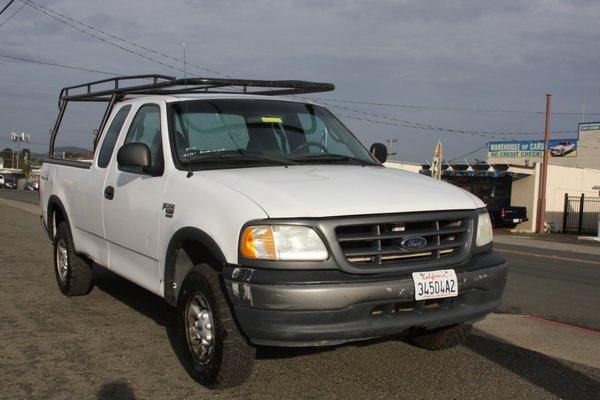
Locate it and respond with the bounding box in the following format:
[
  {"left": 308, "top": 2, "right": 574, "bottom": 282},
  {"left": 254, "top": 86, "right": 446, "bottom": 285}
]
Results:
[
  {"left": 527, "top": 315, "right": 600, "bottom": 336},
  {"left": 497, "top": 248, "right": 600, "bottom": 266}
]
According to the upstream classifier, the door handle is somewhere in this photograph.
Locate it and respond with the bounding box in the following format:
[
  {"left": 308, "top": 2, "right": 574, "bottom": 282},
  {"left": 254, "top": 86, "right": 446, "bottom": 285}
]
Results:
[{"left": 104, "top": 186, "right": 115, "bottom": 200}]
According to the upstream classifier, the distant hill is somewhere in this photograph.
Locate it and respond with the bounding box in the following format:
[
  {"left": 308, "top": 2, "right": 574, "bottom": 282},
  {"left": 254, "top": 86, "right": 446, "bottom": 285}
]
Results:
[
  {"left": 31, "top": 146, "right": 92, "bottom": 159},
  {"left": 54, "top": 146, "right": 92, "bottom": 154}
]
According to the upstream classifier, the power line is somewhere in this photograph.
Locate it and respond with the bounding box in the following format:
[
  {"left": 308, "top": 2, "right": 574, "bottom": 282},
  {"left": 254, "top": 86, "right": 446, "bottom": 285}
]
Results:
[
  {"left": 14, "top": 0, "right": 587, "bottom": 140},
  {"left": 0, "top": 0, "right": 22, "bottom": 28},
  {"left": 317, "top": 99, "right": 577, "bottom": 137},
  {"left": 20, "top": 0, "right": 197, "bottom": 77},
  {"left": 0, "top": 52, "right": 563, "bottom": 141},
  {"left": 9, "top": 2, "right": 600, "bottom": 122},
  {"left": 15, "top": 0, "right": 597, "bottom": 119},
  {"left": 309, "top": 97, "right": 600, "bottom": 116},
  {"left": 0, "top": 0, "right": 15, "bottom": 16},
  {"left": 0, "top": 50, "right": 578, "bottom": 141},
  {"left": 447, "top": 143, "right": 488, "bottom": 162},
  {"left": 0, "top": 53, "right": 121, "bottom": 75},
  {"left": 335, "top": 113, "right": 513, "bottom": 140},
  {"left": 21, "top": 0, "right": 230, "bottom": 78}
]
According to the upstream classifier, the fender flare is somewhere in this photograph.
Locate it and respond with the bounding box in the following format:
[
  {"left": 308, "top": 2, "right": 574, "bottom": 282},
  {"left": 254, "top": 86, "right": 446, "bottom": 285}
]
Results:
[
  {"left": 46, "top": 195, "right": 71, "bottom": 241},
  {"left": 163, "top": 227, "right": 227, "bottom": 306}
]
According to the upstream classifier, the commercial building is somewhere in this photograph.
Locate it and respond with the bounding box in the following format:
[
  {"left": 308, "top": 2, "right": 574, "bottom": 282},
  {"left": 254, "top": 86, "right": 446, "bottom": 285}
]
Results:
[{"left": 386, "top": 122, "right": 600, "bottom": 234}]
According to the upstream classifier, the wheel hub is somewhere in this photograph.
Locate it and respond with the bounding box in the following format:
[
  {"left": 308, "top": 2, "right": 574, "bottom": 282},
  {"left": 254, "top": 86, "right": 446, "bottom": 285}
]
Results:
[
  {"left": 186, "top": 293, "right": 215, "bottom": 364},
  {"left": 56, "top": 240, "right": 68, "bottom": 281}
]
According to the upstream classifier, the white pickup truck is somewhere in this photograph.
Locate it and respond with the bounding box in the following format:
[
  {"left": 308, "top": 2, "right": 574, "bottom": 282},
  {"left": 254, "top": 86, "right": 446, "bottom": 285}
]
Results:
[{"left": 40, "top": 75, "right": 507, "bottom": 388}]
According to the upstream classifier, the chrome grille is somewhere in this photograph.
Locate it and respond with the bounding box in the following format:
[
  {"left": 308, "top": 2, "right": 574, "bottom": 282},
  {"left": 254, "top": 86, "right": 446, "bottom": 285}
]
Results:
[{"left": 335, "top": 213, "right": 473, "bottom": 268}]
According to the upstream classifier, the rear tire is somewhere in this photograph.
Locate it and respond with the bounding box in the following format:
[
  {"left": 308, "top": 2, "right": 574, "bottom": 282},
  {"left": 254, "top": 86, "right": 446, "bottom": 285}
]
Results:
[
  {"left": 407, "top": 323, "right": 472, "bottom": 350},
  {"left": 53, "top": 222, "right": 93, "bottom": 296},
  {"left": 176, "top": 264, "right": 255, "bottom": 389}
]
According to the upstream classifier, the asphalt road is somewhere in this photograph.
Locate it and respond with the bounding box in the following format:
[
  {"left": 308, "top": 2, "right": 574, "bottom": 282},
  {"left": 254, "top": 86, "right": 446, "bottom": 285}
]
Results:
[
  {"left": 1, "top": 202, "right": 599, "bottom": 399},
  {"left": 0, "top": 188, "right": 38, "bottom": 204},
  {"left": 495, "top": 237, "right": 600, "bottom": 331}
]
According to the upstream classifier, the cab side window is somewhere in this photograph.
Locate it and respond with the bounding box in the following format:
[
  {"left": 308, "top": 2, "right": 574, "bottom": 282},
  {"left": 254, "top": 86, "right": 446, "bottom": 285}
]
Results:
[
  {"left": 121, "top": 104, "right": 163, "bottom": 175},
  {"left": 97, "top": 105, "right": 131, "bottom": 168}
]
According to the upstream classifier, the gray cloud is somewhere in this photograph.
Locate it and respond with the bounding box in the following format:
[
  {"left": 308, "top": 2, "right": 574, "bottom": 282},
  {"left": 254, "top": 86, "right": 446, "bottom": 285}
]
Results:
[{"left": 0, "top": 0, "right": 598, "bottom": 161}]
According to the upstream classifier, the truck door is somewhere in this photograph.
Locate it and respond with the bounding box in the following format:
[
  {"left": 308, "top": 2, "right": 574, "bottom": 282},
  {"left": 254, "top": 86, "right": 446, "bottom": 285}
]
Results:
[
  {"left": 78, "top": 104, "right": 132, "bottom": 267},
  {"left": 102, "top": 102, "right": 167, "bottom": 295}
]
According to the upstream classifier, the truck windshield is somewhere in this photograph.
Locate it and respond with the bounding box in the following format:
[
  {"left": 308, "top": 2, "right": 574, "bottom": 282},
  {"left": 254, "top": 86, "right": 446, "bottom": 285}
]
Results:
[{"left": 168, "top": 99, "right": 377, "bottom": 168}]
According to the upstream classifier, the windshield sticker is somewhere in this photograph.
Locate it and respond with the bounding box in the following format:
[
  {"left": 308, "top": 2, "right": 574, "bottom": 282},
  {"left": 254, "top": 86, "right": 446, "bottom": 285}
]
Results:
[
  {"left": 182, "top": 147, "right": 228, "bottom": 159},
  {"left": 261, "top": 117, "right": 283, "bottom": 124}
]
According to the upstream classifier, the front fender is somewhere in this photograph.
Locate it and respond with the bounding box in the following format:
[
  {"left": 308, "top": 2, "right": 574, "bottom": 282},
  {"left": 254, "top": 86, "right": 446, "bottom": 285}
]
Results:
[
  {"left": 158, "top": 170, "right": 268, "bottom": 303},
  {"left": 163, "top": 227, "right": 227, "bottom": 305}
]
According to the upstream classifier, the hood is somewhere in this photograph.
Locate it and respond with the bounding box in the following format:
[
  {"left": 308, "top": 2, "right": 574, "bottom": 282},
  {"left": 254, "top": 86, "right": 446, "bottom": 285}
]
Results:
[{"left": 202, "top": 165, "right": 484, "bottom": 218}]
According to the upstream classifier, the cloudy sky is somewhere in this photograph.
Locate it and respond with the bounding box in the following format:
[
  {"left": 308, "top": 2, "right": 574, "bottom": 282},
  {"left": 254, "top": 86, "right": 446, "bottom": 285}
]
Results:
[{"left": 1, "top": 0, "right": 599, "bottom": 162}]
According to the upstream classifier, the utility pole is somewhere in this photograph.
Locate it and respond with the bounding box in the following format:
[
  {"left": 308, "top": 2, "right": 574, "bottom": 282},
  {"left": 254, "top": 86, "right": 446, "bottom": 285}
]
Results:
[
  {"left": 594, "top": 185, "right": 600, "bottom": 239},
  {"left": 386, "top": 138, "right": 397, "bottom": 160},
  {"left": 536, "top": 94, "right": 552, "bottom": 233}
]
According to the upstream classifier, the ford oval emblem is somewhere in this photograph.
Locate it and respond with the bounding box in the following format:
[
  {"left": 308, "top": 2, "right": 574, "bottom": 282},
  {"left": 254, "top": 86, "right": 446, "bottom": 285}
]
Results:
[{"left": 400, "top": 236, "right": 428, "bottom": 250}]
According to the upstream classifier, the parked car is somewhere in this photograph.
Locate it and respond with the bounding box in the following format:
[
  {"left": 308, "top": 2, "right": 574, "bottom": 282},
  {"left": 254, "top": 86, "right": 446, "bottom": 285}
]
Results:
[
  {"left": 0, "top": 175, "right": 4, "bottom": 187},
  {"left": 549, "top": 141, "right": 575, "bottom": 157},
  {"left": 3, "top": 179, "right": 17, "bottom": 189},
  {"left": 23, "top": 181, "right": 39, "bottom": 191},
  {"left": 40, "top": 75, "right": 507, "bottom": 389},
  {"left": 487, "top": 205, "right": 528, "bottom": 228},
  {"left": 478, "top": 189, "right": 528, "bottom": 229}
]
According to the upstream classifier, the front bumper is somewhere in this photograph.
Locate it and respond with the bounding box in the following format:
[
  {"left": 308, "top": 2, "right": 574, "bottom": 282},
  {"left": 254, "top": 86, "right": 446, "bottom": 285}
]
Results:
[{"left": 224, "top": 251, "right": 507, "bottom": 347}]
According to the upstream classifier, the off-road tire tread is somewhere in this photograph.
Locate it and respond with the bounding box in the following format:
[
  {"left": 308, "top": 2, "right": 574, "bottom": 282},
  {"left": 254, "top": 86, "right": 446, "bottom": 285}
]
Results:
[
  {"left": 177, "top": 264, "right": 255, "bottom": 389},
  {"left": 54, "top": 222, "right": 93, "bottom": 296},
  {"left": 409, "top": 323, "right": 472, "bottom": 350}
]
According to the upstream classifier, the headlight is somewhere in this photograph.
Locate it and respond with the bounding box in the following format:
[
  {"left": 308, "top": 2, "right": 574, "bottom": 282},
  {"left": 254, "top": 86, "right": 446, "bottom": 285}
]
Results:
[
  {"left": 476, "top": 212, "right": 493, "bottom": 247},
  {"left": 241, "top": 225, "right": 328, "bottom": 261}
]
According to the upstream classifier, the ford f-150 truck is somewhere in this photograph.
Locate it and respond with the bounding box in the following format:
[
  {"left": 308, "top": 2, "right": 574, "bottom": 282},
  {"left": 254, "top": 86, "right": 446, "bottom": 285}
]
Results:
[{"left": 40, "top": 75, "right": 507, "bottom": 389}]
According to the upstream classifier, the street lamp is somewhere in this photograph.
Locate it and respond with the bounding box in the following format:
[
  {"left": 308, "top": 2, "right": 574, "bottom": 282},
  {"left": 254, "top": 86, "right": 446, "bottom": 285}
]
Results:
[{"left": 10, "top": 132, "right": 30, "bottom": 171}]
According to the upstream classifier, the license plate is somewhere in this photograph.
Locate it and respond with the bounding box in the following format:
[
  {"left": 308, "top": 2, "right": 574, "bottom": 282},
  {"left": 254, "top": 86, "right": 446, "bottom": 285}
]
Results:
[
  {"left": 412, "top": 269, "right": 458, "bottom": 301},
  {"left": 513, "top": 218, "right": 521, "bottom": 223}
]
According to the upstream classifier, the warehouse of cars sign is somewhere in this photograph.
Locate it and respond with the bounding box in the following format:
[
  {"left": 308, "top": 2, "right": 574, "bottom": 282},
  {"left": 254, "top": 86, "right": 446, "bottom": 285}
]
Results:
[{"left": 487, "top": 139, "right": 578, "bottom": 164}]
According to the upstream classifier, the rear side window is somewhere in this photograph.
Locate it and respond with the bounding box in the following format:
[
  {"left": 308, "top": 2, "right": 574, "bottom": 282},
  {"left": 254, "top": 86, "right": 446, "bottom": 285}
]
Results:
[{"left": 97, "top": 105, "right": 131, "bottom": 168}]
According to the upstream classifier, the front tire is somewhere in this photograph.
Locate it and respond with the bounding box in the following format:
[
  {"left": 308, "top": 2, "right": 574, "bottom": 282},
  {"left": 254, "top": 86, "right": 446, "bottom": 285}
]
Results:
[
  {"left": 407, "top": 323, "right": 472, "bottom": 350},
  {"left": 53, "top": 222, "right": 93, "bottom": 296},
  {"left": 176, "top": 264, "right": 255, "bottom": 389}
]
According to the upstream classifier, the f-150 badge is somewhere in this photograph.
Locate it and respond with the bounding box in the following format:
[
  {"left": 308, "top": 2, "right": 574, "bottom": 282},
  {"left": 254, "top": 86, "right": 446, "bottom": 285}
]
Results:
[{"left": 162, "top": 203, "right": 175, "bottom": 218}]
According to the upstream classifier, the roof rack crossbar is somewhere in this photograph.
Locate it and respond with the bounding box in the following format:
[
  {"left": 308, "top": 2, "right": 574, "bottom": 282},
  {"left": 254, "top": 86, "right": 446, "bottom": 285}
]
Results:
[
  {"left": 58, "top": 75, "right": 335, "bottom": 106},
  {"left": 60, "top": 74, "right": 176, "bottom": 104}
]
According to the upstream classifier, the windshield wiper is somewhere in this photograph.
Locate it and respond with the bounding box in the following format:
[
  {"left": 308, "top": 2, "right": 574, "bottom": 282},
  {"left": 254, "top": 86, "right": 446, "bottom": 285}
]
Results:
[
  {"left": 189, "top": 153, "right": 295, "bottom": 166},
  {"left": 292, "top": 154, "right": 375, "bottom": 165}
]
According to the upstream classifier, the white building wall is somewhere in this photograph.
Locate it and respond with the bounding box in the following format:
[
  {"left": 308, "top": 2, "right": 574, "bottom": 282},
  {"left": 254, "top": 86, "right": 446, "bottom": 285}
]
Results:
[
  {"left": 545, "top": 164, "right": 600, "bottom": 232},
  {"left": 510, "top": 163, "right": 540, "bottom": 232},
  {"left": 511, "top": 163, "right": 600, "bottom": 232}
]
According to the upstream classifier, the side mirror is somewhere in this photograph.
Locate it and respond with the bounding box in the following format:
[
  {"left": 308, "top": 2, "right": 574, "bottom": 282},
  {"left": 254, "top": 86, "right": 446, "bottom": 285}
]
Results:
[
  {"left": 370, "top": 143, "right": 388, "bottom": 163},
  {"left": 117, "top": 143, "right": 151, "bottom": 168}
]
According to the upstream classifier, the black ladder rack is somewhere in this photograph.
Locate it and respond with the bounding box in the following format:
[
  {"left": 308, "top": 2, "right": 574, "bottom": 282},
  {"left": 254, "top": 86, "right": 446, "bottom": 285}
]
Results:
[
  {"left": 58, "top": 74, "right": 334, "bottom": 104},
  {"left": 49, "top": 74, "right": 335, "bottom": 160}
]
